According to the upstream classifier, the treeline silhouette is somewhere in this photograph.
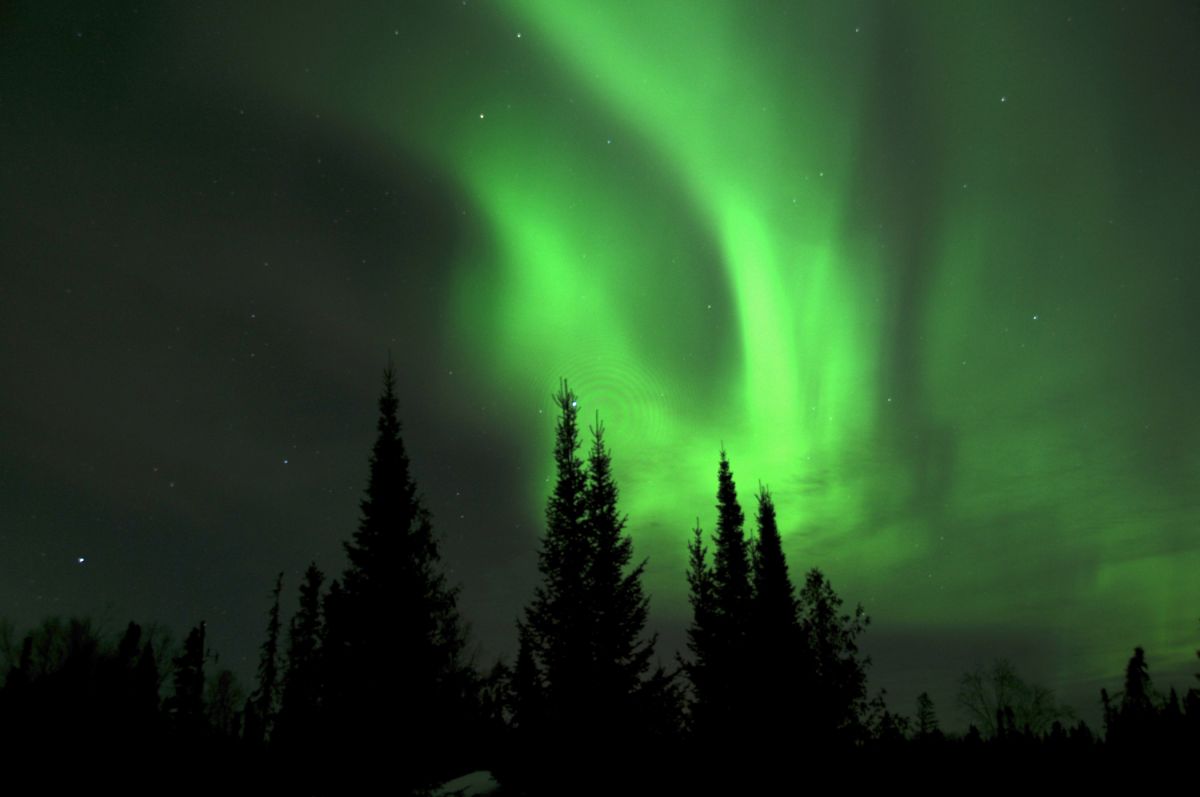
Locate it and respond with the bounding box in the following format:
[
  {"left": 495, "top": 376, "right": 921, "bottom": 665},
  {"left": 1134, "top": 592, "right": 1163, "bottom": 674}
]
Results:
[{"left": 2, "top": 369, "right": 1198, "bottom": 792}]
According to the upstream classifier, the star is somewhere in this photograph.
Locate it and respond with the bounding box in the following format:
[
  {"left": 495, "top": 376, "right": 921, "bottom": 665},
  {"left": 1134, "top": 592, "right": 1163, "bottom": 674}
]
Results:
[
  {"left": 77, "top": 557, "right": 86, "bottom": 564},
  {"left": 1032, "top": 314, "right": 1039, "bottom": 320},
  {"left": 1000, "top": 96, "right": 1008, "bottom": 103}
]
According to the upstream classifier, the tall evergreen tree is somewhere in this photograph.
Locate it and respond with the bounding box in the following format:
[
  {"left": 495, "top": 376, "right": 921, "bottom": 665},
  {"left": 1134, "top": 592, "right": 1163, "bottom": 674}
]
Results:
[
  {"left": 748, "top": 485, "right": 805, "bottom": 739},
  {"left": 682, "top": 451, "right": 754, "bottom": 743},
  {"left": 582, "top": 415, "right": 656, "bottom": 725},
  {"left": 1121, "top": 646, "right": 1154, "bottom": 717},
  {"left": 751, "top": 485, "right": 798, "bottom": 631},
  {"left": 275, "top": 562, "right": 324, "bottom": 749},
  {"left": 132, "top": 640, "right": 160, "bottom": 722},
  {"left": 245, "top": 572, "right": 283, "bottom": 745},
  {"left": 321, "top": 364, "right": 476, "bottom": 789},
  {"left": 512, "top": 620, "right": 544, "bottom": 736},
  {"left": 711, "top": 450, "right": 753, "bottom": 637},
  {"left": 206, "top": 669, "right": 245, "bottom": 739},
  {"left": 516, "top": 381, "right": 591, "bottom": 743},
  {"left": 1117, "top": 646, "right": 1156, "bottom": 743},
  {"left": 915, "top": 691, "right": 941, "bottom": 740},
  {"left": 167, "top": 622, "right": 207, "bottom": 738},
  {"left": 797, "top": 569, "right": 871, "bottom": 746},
  {"left": 514, "top": 382, "right": 661, "bottom": 782},
  {"left": 681, "top": 520, "right": 714, "bottom": 733}
]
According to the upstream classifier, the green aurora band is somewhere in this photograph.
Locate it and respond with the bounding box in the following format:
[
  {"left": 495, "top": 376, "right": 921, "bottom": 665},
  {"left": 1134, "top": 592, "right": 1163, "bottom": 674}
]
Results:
[{"left": 235, "top": 0, "right": 1198, "bottom": 704}]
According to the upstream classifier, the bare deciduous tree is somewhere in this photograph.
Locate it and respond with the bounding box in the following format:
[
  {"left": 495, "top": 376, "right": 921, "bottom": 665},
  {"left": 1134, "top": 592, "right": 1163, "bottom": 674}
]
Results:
[{"left": 958, "top": 659, "right": 1071, "bottom": 738}]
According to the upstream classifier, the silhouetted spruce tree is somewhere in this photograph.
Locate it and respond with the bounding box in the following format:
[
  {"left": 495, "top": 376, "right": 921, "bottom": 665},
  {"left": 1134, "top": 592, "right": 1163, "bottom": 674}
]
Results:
[
  {"left": 751, "top": 486, "right": 799, "bottom": 634},
  {"left": 682, "top": 450, "right": 754, "bottom": 748},
  {"left": 748, "top": 485, "right": 804, "bottom": 737},
  {"left": 275, "top": 562, "right": 324, "bottom": 750},
  {"left": 681, "top": 520, "right": 714, "bottom": 734},
  {"left": 1112, "top": 646, "right": 1156, "bottom": 745},
  {"left": 1101, "top": 687, "right": 1116, "bottom": 741},
  {"left": 514, "top": 383, "right": 663, "bottom": 783},
  {"left": 322, "top": 364, "right": 476, "bottom": 789},
  {"left": 581, "top": 416, "right": 657, "bottom": 732},
  {"left": 109, "top": 622, "right": 160, "bottom": 742},
  {"left": 207, "top": 668, "right": 245, "bottom": 739},
  {"left": 167, "top": 622, "right": 207, "bottom": 738},
  {"left": 511, "top": 620, "right": 544, "bottom": 735},
  {"left": 515, "top": 381, "right": 590, "bottom": 748},
  {"left": 245, "top": 572, "right": 283, "bottom": 745},
  {"left": 915, "top": 691, "right": 941, "bottom": 740},
  {"left": 712, "top": 450, "right": 753, "bottom": 637},
  {"left": 797, "top": 569, "right": 870, "bottom": 746}
]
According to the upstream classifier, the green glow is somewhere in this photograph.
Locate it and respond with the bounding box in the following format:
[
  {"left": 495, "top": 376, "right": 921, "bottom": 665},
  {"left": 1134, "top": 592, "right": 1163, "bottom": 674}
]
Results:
[
  {"left": 239, "top": 1, "right": 1200, "bottom": 707},
  {"left": 441, "top": 1, "right": 887, "bottom": 546}
]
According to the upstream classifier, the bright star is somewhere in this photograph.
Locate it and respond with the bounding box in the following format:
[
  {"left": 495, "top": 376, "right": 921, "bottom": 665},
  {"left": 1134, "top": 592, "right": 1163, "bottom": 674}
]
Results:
[{"left": 77, "top": 557, "right": 86, "bottom": 564}]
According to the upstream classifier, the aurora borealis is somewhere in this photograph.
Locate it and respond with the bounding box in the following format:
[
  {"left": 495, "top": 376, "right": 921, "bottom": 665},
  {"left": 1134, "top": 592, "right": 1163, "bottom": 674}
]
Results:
[{"left": 2, "top": 0, "right": 1197, "bottom": 723}]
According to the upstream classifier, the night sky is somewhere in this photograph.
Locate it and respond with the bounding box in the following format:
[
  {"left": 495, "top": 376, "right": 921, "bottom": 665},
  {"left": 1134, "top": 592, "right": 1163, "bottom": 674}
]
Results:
[{"left": 3, "top": 1, "right": 1198, "bottom": 726}]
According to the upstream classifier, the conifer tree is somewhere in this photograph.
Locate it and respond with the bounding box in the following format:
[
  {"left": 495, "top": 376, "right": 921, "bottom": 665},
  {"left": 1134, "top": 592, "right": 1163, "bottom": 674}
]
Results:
[
  {"left": 512, "top": 621, "right": 544, "bottom": 735},
  {"left": 748, "top": 485, "right": 805, "bottom": 739},
  {"left": 710, "top": 451, "right": 753, "bottom": 728},
  {"left": 167, "top": 622, "right": 207, "bottom": 738},
  {"left": 275, "top": 562, "right": 324, "bottom": 748},
  {"left": 712, "top": 450, "right": 753, "bottom": 639},
  {"left": 132, "top": 640, "right": 160, "bottom": 721},
  {"left": 514, "top": 382, "right": 661, "bottom": 780},
  {"left": 915, "top": 691, "right": 941, "bottom": 740},
  {"left": 321, "top": 364, "right": 475, "bottom": 788},
  {"left": 206, "top": 669, "right": 245, "bottom": 739},
  {"left": 1116, "top": 646, "right": 1156, "bottom": 744},
  {"left": 245, "top": 572, "right": 283, "bottom": 744},
  {"left": 582, "top": 415, "right": 655, "bottom": 726},
  {"left": 516, "top": 381, "right": 591, "bottom": 742},
  {"left": 317, "top": 576, "right": 347, "bottom": 718},
  {"left": 682, "top": 520, "right": 714, "bottom": 732},
  {"left": 797, "top": 569, "right": 870, "bottom": 746},
  {"left": 1121, "top": 646, "right": 1154, "bottom": 717},
  {"left": 751, "top": 486, "right": 798, "bottom": 632},
  {"left": 682, "top": 451, "right": 754, "bottom": 743}
]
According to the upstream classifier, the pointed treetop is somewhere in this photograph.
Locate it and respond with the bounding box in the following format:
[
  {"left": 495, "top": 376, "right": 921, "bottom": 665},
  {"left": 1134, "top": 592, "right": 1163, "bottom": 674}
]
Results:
[
  {"left": 752, "top": 483, "right": 798, "bottom": 625},
  {"left": 378, "top": 361, "right": 400, "bottom": 438},
  {"left": 711, "top": 448, "right": 751, "bottom": 624},
  {"left": 715, "top": 448, "right": 745, "bottom": 532}
]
